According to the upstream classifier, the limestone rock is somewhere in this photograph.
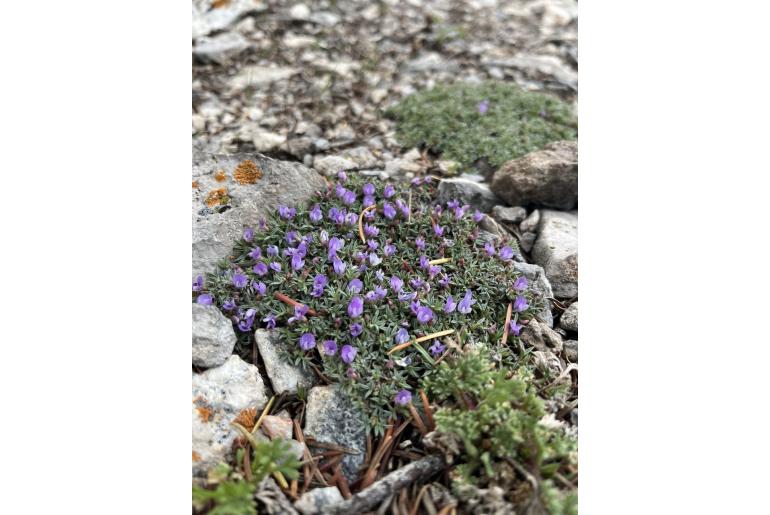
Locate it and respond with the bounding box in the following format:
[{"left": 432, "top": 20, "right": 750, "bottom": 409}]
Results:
[
  {"left": 531, "top": 210, "right": 578, "bottom": 298},
  {"left": 192, "top": 304, "right": 236, "bottom": 368},
  {"left": 255, "top": 329, "right": 315, "bottom": 395}
]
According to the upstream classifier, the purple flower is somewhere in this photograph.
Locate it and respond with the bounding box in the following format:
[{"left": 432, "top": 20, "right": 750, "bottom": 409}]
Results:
[
  {"left": 288, "top": 304, "right": 309, "bottom": 324},
  {"left": 473, "top": 210, "right": 484, "bottom": 223},
  {"left": 328, "top": 237, "right": 344, "bottom": 259},
  {"left": 478, "top": 99, "right": 489, "bottom": 114},
  {"left": 390, "top": 275, "right": 403, "bottom": 292},
  {"left": 232, "top": 273, "right": 248, "bottom": 288},
  {"left": 269, "top": 262, "right": 282, "bottom": 272},
  {"left": 454, "top": 207, "right": 465, "bottom": 219},
  {"left": 369, "top": 253, "right": 382, "bottom": 266},
  {"left": 192, "top": 275, "right": 203, "bottom": 292},
  {"left": 342, "top": 190, "right": 356, "bottom": 205},
  {"left": 363, "top": 224, "right": 379, "bottom": 238},
  {"left": 253, "top": 262, "right": 268, "bottom": 276},
  {"left": 266, "top": 245, "right": 278, "bottom": 257},
  {"left": 484, "top": 242, "right": 496, "bottom": 257},
  {"left": 433, "top": 224, "right": 444, "bottom": 237},
  {"left": 196, "top": 293, "right": 213, "bottom": 305},
  {"left": 341, "top": 345, "right": 357, "bottom": 364},
  {"left": 383, "top": 202, "right": 397, "bottom": 219},
  {"left": 374, "top": 285, "right": 388, "bottom": 300},
  {"left": 398, "top": 291, "right": 416, "bottom": 302},
  {"left": 350, "top": 323, "right": 363, "bottom": 337},
  {"left": 397, "top": 199, "right": 410, "bottom": 217},
  {"left": 278, "top": 205, "right": 296, "bottom": 220},
  {"left": 348, "top": 296, "right": 364, "bottom": 318},
  {"left": 222, "top": 298, "right": 236, "bottom": 311},
  {"left": 345, "top": 212, "right": 358, "bottom": 226},
  {"left": 322, "top": 340, "right": 338, "bottom": 356},
  {"left": 299, "top": 333, "right": 316, "bottom": 351},
  {"left": 395, "top": 389, "right": 412, "bottom": 406},
  {"left": 429, "top": 340, "right": 446, "bottom": 357},
  {"left": 457, "top": 290, "right": 476, "bottom": 314},
  {"left": 419, "top": 255, "right": 430, "bottom": 269},
  {"left": 335, "top": 185, "right": 346, "bottom": 199},
  {"left": 433, "top": 204, "right": 443, "bottom": 216},
  {"left": 363, "top": 195, "right": 375, "bottom": 208},
  {"left": 509, "top": 320, "right": 523, "bottom": 336},
  {"left": 333, "top": 256, "right": 347, "bottom": 275},
  {"left": 337, "top": 170, "right": 347, "bottom": 182},
  {"left": 262, "top": 313, "right": 276, "bottom": 330},
  {"left": 416, "top": 306, "right": 434, "bottom": 324},
  {"left": 367, "top": 239, "right": 379, "bottom": 251},
  {"left": 513, "top": 296, "right": 529, "bottom": 313},
  {"left": 238, "top": 309, "right": 256, "bottom": 332},
  {"left": 410, "top": 299, "right": 421, "bottom": 315},
  {"left": 428, "top": 265, "right": 441, "bottom": 279},
  {"left": 291, "top": 253, "right": 305, "bottom": 271},
  {"left": 499, "top": 246, "right": 515, "bottom": 261},
  {"left": 395, "top": 328, "right": 410, "bottom": 344},
  {"left": 312, "top": 274, "right": 328, "bottom": 297},
  {"left": 410, "top": 278, "right": 425, "bottom": 291},
  {"left": 319, "top": 230, "right": 329, "bottom": 244},
  {"left": 254, "top": 282, "right": 267, "bottom": 296},
  {"left": 415, "top": 237, "right": 425, "bottom": 250},
  {"left": 309, "top": 204, "right": 322, "bottom": 222},
  {"left": 258, "top": 217, "right": 267, "bottom": 231},
  {"left": 513, "top": 276, "right": 528, "bottom": 291},
  {"left": 444, "top": 295, "right": 457, "bottom": 313},
  {"left": 348, "top": 278, "right": 363, "bottom": 293},
  {"left": 363, "top": 183, "right": 375, "bottom": 196},
  {"left": 384, "top": 184, "right": 395, "bottom": 198},
  {"left": 243, "top": 227, "right": 254, "bottom": 242},
  {"left": 447, "top": 199, "right": 460, "bottom": 210},
  {"left": 384, "top": 243, "right": 396, "bottom": 257},
  {"left": 249, "top": 247, "right": 262, "bottom": 260},
  {"left": 411, "top": 177, "right": 423, "bottom": 186},
  {"left": 375, "top": 270, "right": 385, "bottom": 282},
  {"left": 438, "top": 274, "right": 451, "bottom": 288}
]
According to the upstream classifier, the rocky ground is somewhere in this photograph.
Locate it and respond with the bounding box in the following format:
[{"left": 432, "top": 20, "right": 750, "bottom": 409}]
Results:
[{"left": 192, "top": 1, "right": 577, "bottom": 513}]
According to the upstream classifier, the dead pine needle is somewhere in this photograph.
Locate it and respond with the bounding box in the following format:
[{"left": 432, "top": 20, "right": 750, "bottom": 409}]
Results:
[
  {"left": 388, "top": 329, "right": 455, "bottom": 355},
  {"left": 500, "top": 302, "right": 513, "bottom": 345},
  {"left": 358, "top": 205, "right": 376, "bottom": 242}
]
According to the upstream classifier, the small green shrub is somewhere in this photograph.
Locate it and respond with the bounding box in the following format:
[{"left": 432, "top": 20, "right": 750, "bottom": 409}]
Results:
[
  {"left": 388, "top": 82, "right": 577, "bottom": 172},
  {"left": 194, "top": 174, "right": 542, "bottom": 435}
]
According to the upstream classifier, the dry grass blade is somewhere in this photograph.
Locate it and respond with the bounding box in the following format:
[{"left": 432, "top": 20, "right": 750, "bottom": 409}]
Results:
[
  {"left": 409, "top": 484, "right": 431, "bottom": 515},
  {"left": 358, "top": 205, "right": 376, "bottom": 242},
  {"left": 428, "top": 257, "right": 451, "bottom": 265},
  {"left": 273, "top": 292, "right": 318, "bottom": 316},
  {"left": 501, "top": 302, "right": 513, "bottom": 345},
  {"left": 408, "top": 404, "right": 428, "bottom": 436},
  {"left": 333, "top": 463, "right": 352, "bottom": 499},
  {"left": 388, "top": 329, "right": 455, "bottom": 355},
  {"left": 252, "top": 396, "right": 275, "bottom": 434},
  {"left": 294, "top": 418, "right": 328, "bottom": 491},
  {"left": 418, "top": 389, "right": 435, "bottom": 430}
]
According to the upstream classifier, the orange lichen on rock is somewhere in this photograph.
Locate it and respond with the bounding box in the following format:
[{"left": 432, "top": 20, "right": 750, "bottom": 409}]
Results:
[
  {"left": 211, "top": 0, "right": 230, "bottom": 8},
  {"left": 233, "top": 160, "right": 262, "bottom": 184},
  {"left": 192, "top": 451, "right": 202, "bottom": 462},
  {"left": 214, "top": 170, "right": 227, "bottom": 182},
  {"left": 192, "top": 180, "right": 199, "bottom": 189},
  {"left": 196, "top": 406, "right": 213, "bottom": 423},
  {"left": 233, "top": 407, "right": 258, "bottom": 431},
  {"left": 205, "top": 187, "right": 229, "bottom": 207}
]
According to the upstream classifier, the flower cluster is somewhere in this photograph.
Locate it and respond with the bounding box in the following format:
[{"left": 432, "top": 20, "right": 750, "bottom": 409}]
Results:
[{"left": 194, "top": 172, "right": 539, "bottom": 434}]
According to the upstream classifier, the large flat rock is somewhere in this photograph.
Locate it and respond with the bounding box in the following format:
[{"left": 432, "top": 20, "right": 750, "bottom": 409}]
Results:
[{"left": 531, "top": 210, "right": 578, "bottom": 298}]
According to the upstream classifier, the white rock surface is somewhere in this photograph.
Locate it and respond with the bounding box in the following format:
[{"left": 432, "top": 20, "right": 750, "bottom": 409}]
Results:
[
  {"left": 531, "top": 210, "right": 578, "bottom": 298},
  {"left": 255, "top": 329, "right": 315, "bottom": 395},
  {"left": 192, "top": 304, "right": 236, "bottom": 368}
]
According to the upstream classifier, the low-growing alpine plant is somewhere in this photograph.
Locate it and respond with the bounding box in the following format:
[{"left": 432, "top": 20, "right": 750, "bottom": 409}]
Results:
[{"left": 194, "top": 172, "right": 543, "bottom": 435}]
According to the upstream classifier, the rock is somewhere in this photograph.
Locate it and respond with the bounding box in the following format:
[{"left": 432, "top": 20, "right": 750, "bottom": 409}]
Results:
[
  {"left": 341, "top": 146, "right": 377, "bottom": 168},
  {"left": 564, "top": 339, "right": 578, "bottom": 363},
  {"left": 492, "top": 205, "right": 527, "bottom": 224},
  {"left": 192, "top": 0, "right": 268, "bottom": 39},
  {"left": 512, "top": 262, "right": 554, "bottom": 327},
  {"left": 192, "top": 355, "right": 268, "bottom": 477},
  {"left": 520, "top": 319, "right": 563, "bottom": 353},
  {"left": 313, "top": 155, "right": 357, "bottom": 176},
  {"left": 479, "top": 214, "right": 508, "bottom": 242},
  {"left": 519, "top": 232, "right": 536, "bottom": 252},
  {"left": 533, "top": 350, "right": 563, "bottom": 376},
  {"left": 312, "top": 138, "right": 330, "bottom": 152},
  {"left": 257, "top": 477, "right": 301, "bottom": 515},
  {"left": 531, "top": 210, "right": 578, "bottom": 298},
  {"left": 437, "top": 178, "right": 501, "bottom": 212},
  {"left": 192, "top": 304, "right": 236, "bottom": 368},
  {"left": 304, "top": 385, "right": 367, "bottom": 481},
  {"left": 252, "top": 130, "right": 286, "bottom": 152},
  {"left": 193, "top": 32, "right": 249, "bottom": 64},
  {"left": 255, "top": 329, "right": 315, "bottom": 395},
  {"left": 483, "top": 55, "right": 578, "bottom": 89},
  {"left": 260, "top": 414, "right": 293, "bottom": 440},
  {"left": 520, "top": 209, "right": 541, "bottom": 233},
  {"left": 437, "top": 160, "right": 459, "bottom": 175},
  {"left": 560, "top": 302, "right": 578, "bottom": 332},
  {"left": 491, "top": 141, "right": 578, "bottom": 210},
  {"left": 284, "top": 136, "right": 314, "bottom": 158},
  {"left": 192, "top": 153, "right": 325, "bottom": 277},
  {"left": 294, "top": 487, "right": 344, "bottom": 515},
  {"left": 289, "top": 4, "right": 311, "bottom": 20},
  {"left": 406, "top": 52, "right": 459, "bottom": 73},
  {"left": 228, "top": 65, "right": 300, "bottom": 92}
]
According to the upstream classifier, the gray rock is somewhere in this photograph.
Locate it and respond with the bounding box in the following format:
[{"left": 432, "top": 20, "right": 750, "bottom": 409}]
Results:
[
  {"left": 255, "top": 329, "right": 315, "bottom": 395},
  {"left": 228, "top": 65, "right": 300, "bottom": 93},
  {"left": 313, "top": 138, "right": 330, "bottom": 152},
  {"left": 313, "top": 155, "right": 357, "bottom": 176},
  {"left": 284, "top": 136, "right": 314, "bottom": 158},
  {"left": 257, "top": 477, "right": 300, "bottom": 515},
  {"left": 492, "top": 205, "right": 527, "bottom": 224},
  {"left": 192, "top": 355, "right": 268, "bottom": 477},
  {"left": 533, "top": 350, "right": 564, "bottom": 376},
  {"left": 304, "top": 385, "right": 367, "bottom": 481},
  {"left": 512, "top": 262, "right": 554, "bottom": 327},
  {"left": 251, "top": 130, "right": 286, "bottom": 152},
  {"left": 479, "top": 214, "right": 508, "bottom": 241},
  {"left": 192, "top": 0, "right": 268, "bottom": 39},
  {"left": 520, "top": 209, "right": 541, "bottom": 233},
  {"left": 193, "top": 32, "right": 249, "bottom": 64},
  {"left": 491, "top": 141, "right": 578, "bottom": 210},
  {"left": 520, "top": 319, "right": 563, "bottom": 353},
  {"left": 560, "top": 302, "right": 578, "bottom": 332},
  {"left": 192, "top": 304, "right": 236, "bottom": 368},
  {"left": 406, "top": 52, "right": 459, "bottom": 73},
  {"left": 483, "top": 55, "right": 578, "bottom": 90},
  {"left": 437, "top": 178, "right": 501, "bottom": 212},
  {"left": 341, "top": 146, "right": 378, "bottom": 168},
  {"left": 564, "top": 339, "right": 578, "bottom": 363},
  {"left": 295, "top": 487, "right": 344, "bottom": 515},
  {"left": 192, "top": 153, "right": 325, "bottom": 277},
  {"left": 531, "top": 210, "right": 578, "bottom": 298},
  {"left": 519, "top": 231, "right": 537, "bottom": 252}
]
